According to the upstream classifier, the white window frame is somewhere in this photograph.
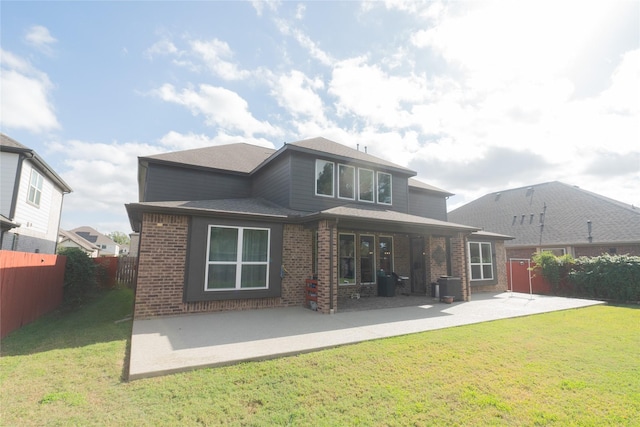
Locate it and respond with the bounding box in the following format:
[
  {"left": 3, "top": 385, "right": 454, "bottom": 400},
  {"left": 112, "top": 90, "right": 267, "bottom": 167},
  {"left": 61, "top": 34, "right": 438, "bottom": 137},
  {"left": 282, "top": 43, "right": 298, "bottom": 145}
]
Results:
[
  {"left": 315, "top": 159, "right": 335, "bottom": 198},
  {"left": 27, "top": 169, "right": 44, "bottom": 207},
  {"left": 468, "top": 241, "right": 494, "bottom": 281},
  {"left": 205, "top": 225, "right": 270, "bottom": 291},
  {"left": 339, "top": 233, "right": 356, "bottom": 285},
  {"left": 358, "top": 168, "right": 375, "bottom": 203},
  {"left": 377, "top": 171, "right": 392, "bottom": 205},
  {"left": 338, "top": 164, "right": 355, "bottom": 200}
]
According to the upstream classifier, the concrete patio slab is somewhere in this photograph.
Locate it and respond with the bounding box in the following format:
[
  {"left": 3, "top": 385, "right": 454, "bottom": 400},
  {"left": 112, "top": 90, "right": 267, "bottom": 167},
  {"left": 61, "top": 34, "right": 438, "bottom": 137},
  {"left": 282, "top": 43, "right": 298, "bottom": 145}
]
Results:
[{"left": 128, "top": 292, "right": 603, "bottom": 380}]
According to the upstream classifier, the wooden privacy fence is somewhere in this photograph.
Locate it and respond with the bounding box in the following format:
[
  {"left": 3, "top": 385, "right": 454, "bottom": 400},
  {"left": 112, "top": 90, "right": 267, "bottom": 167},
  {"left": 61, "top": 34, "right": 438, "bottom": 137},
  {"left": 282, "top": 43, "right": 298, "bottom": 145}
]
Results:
[
  {"left": 1, "top": 250, "right": 66, "bottom": 338},
  {"left": 93, "top": 256, "right": 137, "bottom": 289},
  {"left": 507, "top": 259, "right": 552, "bottom": 295}
]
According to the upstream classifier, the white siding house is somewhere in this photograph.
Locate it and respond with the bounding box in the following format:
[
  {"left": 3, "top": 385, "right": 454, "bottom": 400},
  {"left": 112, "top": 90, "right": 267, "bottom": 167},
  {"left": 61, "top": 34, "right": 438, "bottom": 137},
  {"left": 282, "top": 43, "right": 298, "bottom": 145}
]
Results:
[{"left": 0, "top": 134, "right": 72, "bottom": 254}]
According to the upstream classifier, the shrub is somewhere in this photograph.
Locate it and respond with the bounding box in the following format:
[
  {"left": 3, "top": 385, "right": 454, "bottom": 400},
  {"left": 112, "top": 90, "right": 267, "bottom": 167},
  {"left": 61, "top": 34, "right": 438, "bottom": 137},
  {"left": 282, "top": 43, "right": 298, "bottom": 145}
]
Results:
[
  {"left": 58, "top": 247, "right": 97, "bottom": 308},
  {"left": 531, "top": 251, "right": 574, "bottom": 294},
  {"left": 568, "top": 254, "right": 640, "bottom": 301}
]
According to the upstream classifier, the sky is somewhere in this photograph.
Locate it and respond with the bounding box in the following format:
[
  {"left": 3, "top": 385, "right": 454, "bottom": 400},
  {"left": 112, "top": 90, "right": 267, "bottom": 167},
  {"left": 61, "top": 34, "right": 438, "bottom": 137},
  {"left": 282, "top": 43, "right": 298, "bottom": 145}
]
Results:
[{"left": 1, "top": 0, "right": 638, "bottom": 235}]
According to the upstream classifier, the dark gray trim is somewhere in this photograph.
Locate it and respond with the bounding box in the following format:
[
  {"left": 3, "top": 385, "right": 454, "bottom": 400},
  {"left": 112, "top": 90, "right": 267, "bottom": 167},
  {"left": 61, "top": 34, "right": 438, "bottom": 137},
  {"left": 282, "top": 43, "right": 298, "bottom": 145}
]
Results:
[{"left": 9, "top": 153, "right": 24, "bottom": 219}]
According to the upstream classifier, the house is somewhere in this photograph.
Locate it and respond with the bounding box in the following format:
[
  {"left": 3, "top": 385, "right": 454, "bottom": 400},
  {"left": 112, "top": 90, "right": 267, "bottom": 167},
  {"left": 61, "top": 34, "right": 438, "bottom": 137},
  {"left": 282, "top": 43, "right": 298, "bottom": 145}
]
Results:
[
  {"left": 448, "top": 181, "right": 640, "bottom": 260},
  {"left": 58, "top": 229, "right": 100, "bottom": 257},
  {"left": 69, "top": 226, "right": 122, "bottom": 257},
  {"left": 0, "top": 134, "right": 72, "bottom": 254},
  {"left": 126, "top": 137, "right": 511, "bottom": 318}
]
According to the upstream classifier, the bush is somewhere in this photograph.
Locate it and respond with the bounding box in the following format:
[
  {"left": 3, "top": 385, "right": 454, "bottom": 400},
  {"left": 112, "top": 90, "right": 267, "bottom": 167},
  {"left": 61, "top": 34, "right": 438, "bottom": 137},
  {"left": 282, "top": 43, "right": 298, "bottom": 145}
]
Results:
[
  {"left": 569, "top": 254, "right": 640, "bottom": 301},
  {"left": 531, "top": 251, "right": 574, "bottom": 294},
  {"left": 58, "top": 247, "right": 97, "bottom": 309}
]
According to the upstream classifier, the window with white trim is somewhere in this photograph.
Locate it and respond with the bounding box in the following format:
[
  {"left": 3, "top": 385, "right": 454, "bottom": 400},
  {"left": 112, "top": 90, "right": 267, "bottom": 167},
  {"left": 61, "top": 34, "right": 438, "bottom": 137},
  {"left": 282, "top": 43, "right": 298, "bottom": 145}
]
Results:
[
  {"left": 315, "top": 159, "right": 334, "bottom": 197},
  {"left": 205, "top": 225, "right": 270, "bottom": 291},
  {"left": 338, "top": 164, "right": 355, "bottom": 199},
  {"left": 377, "top": 172, "right": 392, "bottom": 205},
  {"left": 358, "top": 168, "right": 374, "bottom": 202},
  {"left": 339, "top": 233, "right": 356, "bottom": 285},
  {"left": 469, "top": 242, "right": 493, "bottom": 280},
  {"left": 378, "top": 236, "right": 393, "bottom": 274},
  {"left": 28, "top": 169, "right": 43, "bottom": 207}
]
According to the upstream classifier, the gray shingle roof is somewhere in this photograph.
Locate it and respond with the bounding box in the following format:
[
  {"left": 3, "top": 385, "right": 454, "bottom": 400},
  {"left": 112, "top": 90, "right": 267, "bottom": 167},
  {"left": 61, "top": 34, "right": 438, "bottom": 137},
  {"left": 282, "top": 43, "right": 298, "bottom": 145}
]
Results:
[
  {"left": 448, "top": 181, "right": 640, "bottom": 247},
  {"left": 287, "top": 137, "right": 415, "bottom": 175},
  {"left": 142, "top": 143, "right": 276, "bottom": 174},
  {"left": 408, "top": 178, "right": 454, "bottom": 196}
]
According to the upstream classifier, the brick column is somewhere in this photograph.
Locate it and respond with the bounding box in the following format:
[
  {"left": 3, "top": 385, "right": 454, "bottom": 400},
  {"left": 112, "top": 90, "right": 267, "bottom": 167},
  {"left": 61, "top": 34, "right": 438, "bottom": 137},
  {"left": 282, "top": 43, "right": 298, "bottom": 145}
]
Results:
[
  {"left": 449, "top": 233, "right": 470, "bottom": 301},
  {"left": 316, "top": 219, "right": 337, "bottom": 313},
  {"left": 426, "top": 236, "right": 448, "bottom": 283}
]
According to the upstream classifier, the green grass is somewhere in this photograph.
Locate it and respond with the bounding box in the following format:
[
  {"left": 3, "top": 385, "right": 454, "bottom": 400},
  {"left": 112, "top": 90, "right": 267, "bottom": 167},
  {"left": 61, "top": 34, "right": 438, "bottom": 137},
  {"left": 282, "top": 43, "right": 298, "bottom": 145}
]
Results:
[{"left": 1, "top": 289, "right": 639, "bottom": 426}]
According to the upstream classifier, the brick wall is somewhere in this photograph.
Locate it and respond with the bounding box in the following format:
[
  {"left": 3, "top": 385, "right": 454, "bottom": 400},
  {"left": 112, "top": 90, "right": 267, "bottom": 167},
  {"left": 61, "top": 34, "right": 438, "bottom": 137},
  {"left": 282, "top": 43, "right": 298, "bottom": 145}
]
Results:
[
  {"left": 426, "top": 236, "right": 448, "bottom": 283},
  {"left": 282, "top": 224, "right": 312, "bottom": 306},
  {"left": 450, "top": 233, "right": 470, "bottom": 301},
  {"left": 316, "top": 220, "right": 337, "bottom": 313}
]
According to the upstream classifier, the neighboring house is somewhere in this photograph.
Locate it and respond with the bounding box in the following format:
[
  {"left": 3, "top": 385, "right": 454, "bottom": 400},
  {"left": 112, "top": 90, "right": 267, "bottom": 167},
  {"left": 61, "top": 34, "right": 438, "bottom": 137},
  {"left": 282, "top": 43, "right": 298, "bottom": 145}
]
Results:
[
  {"left": 0, "top": 134, "right": 72, "bottom": 254},
  {"left": 126, "top": 137, "right": 511, "bottom": 318},
  {"left": 448, "top": 181, "right": 640, "bottom": 260},
  {"left": 70, "top": 226, "right": 121, "bottom": 257},
  {"left": 58, "top": 229, "right": 100, "bottom": 257}
]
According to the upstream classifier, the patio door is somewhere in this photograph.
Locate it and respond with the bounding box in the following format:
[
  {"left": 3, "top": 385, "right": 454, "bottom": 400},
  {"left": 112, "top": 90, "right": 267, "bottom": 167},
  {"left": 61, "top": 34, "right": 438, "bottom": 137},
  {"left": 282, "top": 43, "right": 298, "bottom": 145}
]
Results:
[{"left": 359, "top": 235, "right": 375, "bottom": 283}]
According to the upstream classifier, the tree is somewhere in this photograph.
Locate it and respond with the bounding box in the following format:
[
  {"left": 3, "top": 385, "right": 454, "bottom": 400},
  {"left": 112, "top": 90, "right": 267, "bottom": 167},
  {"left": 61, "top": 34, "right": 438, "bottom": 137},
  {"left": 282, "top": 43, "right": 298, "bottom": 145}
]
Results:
[{"left": 108, "top": 231, "right": 130, "bottom": 246}]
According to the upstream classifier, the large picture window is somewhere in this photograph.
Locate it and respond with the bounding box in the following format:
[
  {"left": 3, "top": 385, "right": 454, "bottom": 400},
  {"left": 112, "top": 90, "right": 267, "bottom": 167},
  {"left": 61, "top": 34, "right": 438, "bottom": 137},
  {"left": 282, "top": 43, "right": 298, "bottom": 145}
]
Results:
[
  {"left": 358, "top": 168, "right": 374, "bottom": 202},
  {"left": 377, "top": 172, "right": 392, "bottom": 205},
  {"left": 469, "top": 242, "right": 493, "bottom": 280},
  {"left": 28, "top": 169, "right": 43, "bottom": 207},
  {"left": 316, "top": 159, "right": 334, "bottom": 197},
  {"left": 339, "top": 233, "right": 356, "bottom": 285},
  {"left": 338, "top": 164, "right": 355, "bottom": 199},
  {"left": 205, "top": 225, "right": 270, "bottom": 291}
]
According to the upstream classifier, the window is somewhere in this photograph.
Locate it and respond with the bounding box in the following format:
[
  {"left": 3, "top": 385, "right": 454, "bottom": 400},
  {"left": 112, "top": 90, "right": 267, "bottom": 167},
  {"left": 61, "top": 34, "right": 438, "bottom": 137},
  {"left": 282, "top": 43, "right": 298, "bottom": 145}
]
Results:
[
  {"left": 358, "top": 168, "right": 374, "bottom": 202},
  {"left": 205, "top": 226, "right": 270, "bottom": 291},
  {"left": 378, "top": 236, "right": 393, "bottom": 274},
  {"left": 27, "top": 169, "right": 43, "bottom": 206},
  {"left": 469, "top": 242, "right": 493, "bottom": 280},
  {"left": 377, "top": 172, "right": 392, "bottom": 205},
  {"left": 338, "top": 164, "right": 355, "bottom": 199},
  {"left": 315, "top": 159, "right": 334, "bottom": 197},
  {"left": 339, "top": 233, "right": 356, "bottom": 285},
  {"left": 543, "top": 248, "right": 566, "bottom": 256}
]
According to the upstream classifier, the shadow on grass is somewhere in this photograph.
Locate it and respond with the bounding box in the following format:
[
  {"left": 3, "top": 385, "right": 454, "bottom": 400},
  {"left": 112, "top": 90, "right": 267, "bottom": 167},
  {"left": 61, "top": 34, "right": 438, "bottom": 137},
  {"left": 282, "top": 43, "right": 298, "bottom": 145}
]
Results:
[{"left": 0, "top": 289, "right": 134, "bottom": 357}]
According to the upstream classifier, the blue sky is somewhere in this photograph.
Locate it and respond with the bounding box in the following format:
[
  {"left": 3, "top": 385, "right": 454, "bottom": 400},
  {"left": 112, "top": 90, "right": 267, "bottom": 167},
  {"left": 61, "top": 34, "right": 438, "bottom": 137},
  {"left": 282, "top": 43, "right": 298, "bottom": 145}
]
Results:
[{"left": 2, "top": 1, "right": 638, "bottom": 235}]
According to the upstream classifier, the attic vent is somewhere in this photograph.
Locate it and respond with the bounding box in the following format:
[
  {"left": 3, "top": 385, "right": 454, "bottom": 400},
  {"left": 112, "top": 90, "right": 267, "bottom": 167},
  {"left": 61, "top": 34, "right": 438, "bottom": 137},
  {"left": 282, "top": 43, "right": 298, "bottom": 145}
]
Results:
[
  {"left": 495, "top": 192, "right": 501, "bottom": 201},
  {"left": 512, "top": 215, "right": 517, "bottom": 225},
  {"left": 526, "top": 187, "right": 534, "bottom": 197},
  {"left": 530, "top": 213, "right": 534, "bottom": 224}
]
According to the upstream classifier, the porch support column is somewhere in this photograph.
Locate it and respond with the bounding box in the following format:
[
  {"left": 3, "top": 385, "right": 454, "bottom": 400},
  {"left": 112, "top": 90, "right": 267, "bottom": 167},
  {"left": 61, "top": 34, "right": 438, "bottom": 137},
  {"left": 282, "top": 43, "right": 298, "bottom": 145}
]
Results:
[
  {"left": 449, "top": 232, "right": 470, "bottom": 301},
  {"left": 426, "top": 236, "right": 448, "bottom": 283},
  {"left": 316, "top": 219, "right": 338, "bottom": 313}
]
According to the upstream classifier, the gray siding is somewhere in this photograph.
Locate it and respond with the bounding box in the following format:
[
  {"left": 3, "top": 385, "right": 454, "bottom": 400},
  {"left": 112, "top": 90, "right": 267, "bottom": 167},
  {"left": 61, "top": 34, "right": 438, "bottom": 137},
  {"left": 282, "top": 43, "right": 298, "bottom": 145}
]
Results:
[
  {"left": 408, "top": 189, "right": 448, "bottom": 221},
  {"left": 289, "top": 152, "right": 410, "bottom": 213},
  {"left": 144, "top": 163, "right": 251, "bottom": 202},
  {"left": 251, "top": 154, "right": 291, "bottom": 207}
]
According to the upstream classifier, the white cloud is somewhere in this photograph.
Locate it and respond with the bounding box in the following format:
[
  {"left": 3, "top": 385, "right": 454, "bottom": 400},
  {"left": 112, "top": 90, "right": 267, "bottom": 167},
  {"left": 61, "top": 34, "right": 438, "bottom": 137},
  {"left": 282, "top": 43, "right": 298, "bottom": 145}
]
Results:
[
  {"left": 24, "top": 25, "right": 57, "bottom": 55},
  {"left": 0, "top": 49, "right": 60, "bottom": 133},
  {"left": 159, "top": 130, "right": 275, "bottom": 150},
  {"left": 251, "top": 0, "right": 281, "bottom": 16},
  {"left": 144, "top": 38, "right": 178, "bottom": 59},
  {"left": 274, "top": 18, "right": 334, "bottom": 66},
  {"left": 152, "top": 83, "right": 281, "bottom": 137},
  {"left": 189, "top": 39, "right": 250, "bottom": 80},
  {"left": 328, "top": 56, "right": 427, "bottom": 128},
  {"left": 271, "top": 70, "right": 326, "bottom": 121}
]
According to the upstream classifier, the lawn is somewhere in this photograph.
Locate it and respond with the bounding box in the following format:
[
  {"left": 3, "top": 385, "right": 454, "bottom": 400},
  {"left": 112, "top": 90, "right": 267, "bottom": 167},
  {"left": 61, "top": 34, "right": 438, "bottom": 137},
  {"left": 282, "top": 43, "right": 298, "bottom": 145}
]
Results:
[{"left": 1, "top": 289, "right": 638, "bottom": 426}]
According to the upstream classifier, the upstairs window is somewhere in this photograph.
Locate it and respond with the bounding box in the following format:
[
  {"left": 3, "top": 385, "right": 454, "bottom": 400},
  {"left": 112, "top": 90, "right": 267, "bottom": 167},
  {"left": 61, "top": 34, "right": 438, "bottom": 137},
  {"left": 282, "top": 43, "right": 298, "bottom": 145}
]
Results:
[
  {"left": 358, "top": 168, "right": 374, "bottom": 203},
  {"left": 28, "top": 169, "right": 43, "bottom": 207},
  {"left": 338, "top": 164, "right": 355, "bottom": 199},
  {"left": 315, "top": 160, "right": 334, "bottom": 197},
  {"left": 205, "top": 226, "right": 270, "bottom": 291},
  {"left": 469, "top": 242, "right": 493, "bottom": 280},
  {"left": 377, "top": 172, "right": 392, "bottom": 205}
]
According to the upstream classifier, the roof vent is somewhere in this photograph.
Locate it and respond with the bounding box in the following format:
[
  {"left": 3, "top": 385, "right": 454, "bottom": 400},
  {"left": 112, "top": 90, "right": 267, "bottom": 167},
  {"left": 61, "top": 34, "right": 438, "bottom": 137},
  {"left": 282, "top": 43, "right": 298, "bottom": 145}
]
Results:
[{"left": 495, "top": 192, "right": 501, "bottom": 201}]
